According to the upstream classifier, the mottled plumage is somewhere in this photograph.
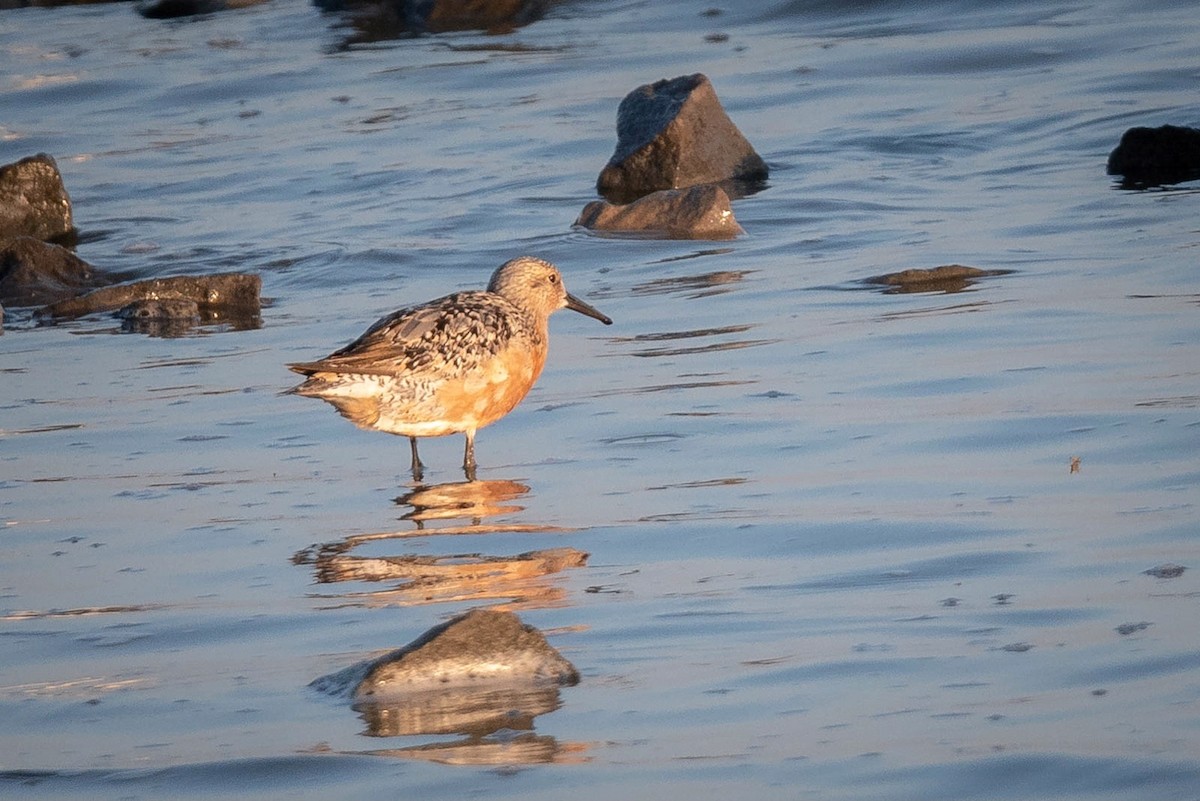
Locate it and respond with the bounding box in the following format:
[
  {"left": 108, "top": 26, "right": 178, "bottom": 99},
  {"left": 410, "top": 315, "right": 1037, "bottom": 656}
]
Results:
[{"left": 288, "top": 256, "right": 612, "bottom": 480}]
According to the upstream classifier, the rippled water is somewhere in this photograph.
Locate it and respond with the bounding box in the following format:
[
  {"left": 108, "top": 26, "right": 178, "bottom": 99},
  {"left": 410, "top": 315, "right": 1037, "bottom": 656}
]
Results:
[{"left": 3, "top": 0, "right": 1199, "bottom": 798}]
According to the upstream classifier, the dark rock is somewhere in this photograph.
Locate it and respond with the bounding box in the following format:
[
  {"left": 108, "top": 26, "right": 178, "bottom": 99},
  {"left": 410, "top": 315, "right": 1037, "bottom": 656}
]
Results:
[
  {"left": 314, "top": 609, "right": 578, "bottom": 702},
  {"left": 0, "top": 154, "right": 75, "bottom": 244},
  {"left": 137, "top": 0, "right": 268, "bottom": 17},
  {"left": 409, "top": 0, "right": 550, "bottom": 33},
  {"left": 1, "top": 236, "right": 110, "bottom": 307},
  {"left": 576, "top": 184, "right": 744, "bottom": 240},
  {"left": 1107, "top": 125, "right": 1200, "bottom": 188},
  {"left": 317, "top": 0, "right": 550, "bottom": 46},
  {"left": 863, "top": 264, "right": 1013, "bottom": 294},
  {"left": 597, "top": 73, "right": 768, "bottom": 204},
  {"left": 37, "top": 272, "right": 261, "bottom": 320}
]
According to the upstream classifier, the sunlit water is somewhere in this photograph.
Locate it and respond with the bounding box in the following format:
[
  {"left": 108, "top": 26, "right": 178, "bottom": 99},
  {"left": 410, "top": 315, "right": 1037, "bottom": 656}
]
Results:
[{"left": 2, "top": 0, "right": 1199, "bottom": 798}]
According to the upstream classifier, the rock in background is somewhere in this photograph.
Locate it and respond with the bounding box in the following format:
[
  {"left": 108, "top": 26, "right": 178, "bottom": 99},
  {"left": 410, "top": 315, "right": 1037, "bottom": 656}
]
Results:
[
  {"left": 596, "top": 73, "right": 768, "bottom": 204},
  {"left": 576, "top": 184, "right": 743, "bottom": 240},
  {"left": 0, "top": 153, "right": 75, "bottom": 245}
]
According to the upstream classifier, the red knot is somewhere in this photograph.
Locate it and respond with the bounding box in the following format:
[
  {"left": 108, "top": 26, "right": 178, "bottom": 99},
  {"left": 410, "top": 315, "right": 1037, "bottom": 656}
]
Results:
[{"left": 288, "top": 256, "right": 612, "bottom": 480}]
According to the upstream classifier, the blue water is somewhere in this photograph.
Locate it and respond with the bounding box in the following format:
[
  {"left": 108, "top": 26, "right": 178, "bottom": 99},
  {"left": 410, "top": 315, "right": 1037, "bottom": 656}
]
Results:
[{"left": 2, "top": 0, "right": 1199, "bottom": 798}]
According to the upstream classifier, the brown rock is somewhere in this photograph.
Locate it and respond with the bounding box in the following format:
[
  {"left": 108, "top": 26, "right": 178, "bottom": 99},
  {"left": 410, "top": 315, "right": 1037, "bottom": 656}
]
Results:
[
  {"left": 351, "top": 609, "right": 578, "bottom": 700},
  {"left": 37, "top": 272, "right": 261, "bottom": 320},
  {"left": 864, "top": 264, "right": 1012, "bottom": 293},
  {"left": 597, "top": 73, "right": 768, "bottom": 204},
  {"left": 576, "top": 184, "right": 744, "bottom": 240},
  {"left": 0, "top": 154, "right": 75, "bottom": 244},
  {"left": 0, "top": 236, "right": 109, "bottom": 307}
]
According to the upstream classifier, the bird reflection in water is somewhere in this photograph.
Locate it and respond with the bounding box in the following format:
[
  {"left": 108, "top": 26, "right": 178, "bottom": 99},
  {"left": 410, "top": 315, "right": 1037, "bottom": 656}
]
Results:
[{"left": 293, "top": 477, "right": 584, "bottom": 610}]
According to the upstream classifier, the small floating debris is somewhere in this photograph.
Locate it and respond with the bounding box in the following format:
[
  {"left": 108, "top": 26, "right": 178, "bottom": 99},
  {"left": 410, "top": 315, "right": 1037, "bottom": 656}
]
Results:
[{"left": 1115, "top": 622, "right": 1152, "bottom": 636}]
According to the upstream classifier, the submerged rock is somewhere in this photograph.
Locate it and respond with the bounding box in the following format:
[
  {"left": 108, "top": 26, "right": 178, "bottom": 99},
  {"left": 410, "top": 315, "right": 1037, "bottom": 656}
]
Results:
[
  {"left": 576, "top": 184, "right": 744, "bottom": 240},
  {"left": 597, "top": 73, "right": 768, "bottom": 204},
  {"left": 0, "top": 154, "right": 75, "bottom": 244},
  {"left": 37, "top": 272, "right": 261, "bottom": 320},
  {"left": 116, "top": 298, "right": 203, "bottom": 337},
  {"left": 317, "top": 0, "right": 550, "bottom": 46},
  {"left": 1, "top": 236, "right": 112, "bottom": 307},
  {"left": 863, "top": 264, "right": 1012, "bottom": 293},
  {"left": 312, "top": 609, "right": 578, "bottom": 702},
  {"left": 137, "top": 0, "right": 269, "bottom": 18},
  {"left": 408, "top": 0, "right": 550, "bottom": 33},
  {"left": 1107, "top": 125, "right": 1200, "bottom": 188}
]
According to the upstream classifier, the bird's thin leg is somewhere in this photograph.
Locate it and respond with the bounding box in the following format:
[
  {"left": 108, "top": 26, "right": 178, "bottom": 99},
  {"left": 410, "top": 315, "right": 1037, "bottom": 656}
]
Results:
[
  {"left": 409, "top": 436, "right": 424, "bottom": 483},
  {"left": 462, "top": 430, "right": 477, "bottom": 482}
]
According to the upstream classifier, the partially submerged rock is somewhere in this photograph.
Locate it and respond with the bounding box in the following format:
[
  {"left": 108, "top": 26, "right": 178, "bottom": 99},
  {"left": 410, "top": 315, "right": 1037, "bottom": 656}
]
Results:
[
  {"left": 1, "top": 236, "right": 112, "bottom": 307},
  {"left": 116, "top": 298, "right": 203, "bottom": 337},
  {"left": 409, "top": 0, "right": 551, "bottom": 33},
  {"left": 317, "top": 0, "right": 551, "bottom": 46},
  {"left": 576, "top": 184, "right": 743, "bottom": 240},
  {"left": 863, "top": 264, "right": 1012, "bottom": 293},
  {"left": 597, "top": 73, "right": 768, "bottom": 204},
  {"left": 1107, "top": 125, "right": 1200, "bottom": 188},
  {"left": 137, "top": 0, "right": 269, "bottom": 18},
  {"left": 312, "top": 609, "right": 578, "bottom": 702},
  {"left": 37, "top": 272, "right": 261, "bottom": 320},
  {"left": 0, "top": 154, "right": 75, "bottom": 244}
]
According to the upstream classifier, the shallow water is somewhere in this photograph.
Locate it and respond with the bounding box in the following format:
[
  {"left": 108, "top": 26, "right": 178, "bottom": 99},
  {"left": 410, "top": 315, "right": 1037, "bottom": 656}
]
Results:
[{"left": 2, "top": 0, "right": 1199, "bottom": 798}]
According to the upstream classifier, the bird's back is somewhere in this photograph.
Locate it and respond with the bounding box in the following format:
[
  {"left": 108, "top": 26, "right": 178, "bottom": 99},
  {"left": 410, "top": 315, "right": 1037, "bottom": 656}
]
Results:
[{"left": 287, "top": 290, "right": 549, "bottom": 437}]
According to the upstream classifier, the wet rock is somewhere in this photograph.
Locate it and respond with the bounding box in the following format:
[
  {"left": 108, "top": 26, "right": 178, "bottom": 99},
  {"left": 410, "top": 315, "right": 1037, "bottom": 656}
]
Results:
[
  {"left": 597, "top": 73, "right": 768, "bottom": 204},
  {"left": 137, "top": 0, "right": 269, "bottom": 18},
  {"left": 1107, "top": 125, "right": 1200, "bottom": 188},
  {"left": 1, "top": 236, "right": 111, "bottom": 307},
  {"left": 313, "top": 609, "right": 578, "bottom": 702},
  {"left": 37, "top": 272, "right": 261, "bottom": 321},
  {"left": 0, "top": 154, "right": 75, "bottom": 244},
  {"left": 576, "top": 184, "right": 744, "bottom": 240},
  {"left": 863, "top": 264, "right": 1012, "bottom": 293}
]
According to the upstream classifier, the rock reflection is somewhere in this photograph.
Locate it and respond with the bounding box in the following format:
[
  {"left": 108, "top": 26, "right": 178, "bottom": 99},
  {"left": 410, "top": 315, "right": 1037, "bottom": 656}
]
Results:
[
  {"left": 310, "top": 608, "right": 587, "bottom": 766},
  {"left": 355, "top": 731, "right": 588, "bottom": 765},
  {"left": 355, "top": 683, "right": 565, "bottom": 737}
]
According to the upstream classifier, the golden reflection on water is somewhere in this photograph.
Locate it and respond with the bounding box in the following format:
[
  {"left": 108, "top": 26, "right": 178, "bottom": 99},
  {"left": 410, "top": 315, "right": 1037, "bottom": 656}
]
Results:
[
  {"left": 300, "top": 475, "right": 590, "bottom": 765},
  {"left": 294, "top": 478, "right": 587, "bottom": 611}
]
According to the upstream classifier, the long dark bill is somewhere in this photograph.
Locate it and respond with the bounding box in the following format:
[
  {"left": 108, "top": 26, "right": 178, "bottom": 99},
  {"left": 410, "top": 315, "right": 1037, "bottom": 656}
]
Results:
[{"left": 565, "top": 292, "right": 613, "bottom": 325}]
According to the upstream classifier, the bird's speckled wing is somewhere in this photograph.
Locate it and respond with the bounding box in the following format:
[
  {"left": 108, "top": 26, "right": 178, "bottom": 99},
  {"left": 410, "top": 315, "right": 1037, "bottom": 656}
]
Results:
[{"left": 289, "top": 291, "right": 525, "bottom": 379}]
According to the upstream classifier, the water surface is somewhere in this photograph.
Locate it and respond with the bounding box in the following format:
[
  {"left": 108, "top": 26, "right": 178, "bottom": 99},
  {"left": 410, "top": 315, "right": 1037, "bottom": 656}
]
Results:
[{"left": 2, "top": 0, "right": 1199, "bottom": 798}]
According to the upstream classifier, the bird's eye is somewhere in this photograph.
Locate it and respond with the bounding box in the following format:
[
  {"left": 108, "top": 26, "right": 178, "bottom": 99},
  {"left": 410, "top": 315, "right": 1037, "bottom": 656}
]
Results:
[{"left": 548, "top": 274, "right": 559, "bottom": 284}]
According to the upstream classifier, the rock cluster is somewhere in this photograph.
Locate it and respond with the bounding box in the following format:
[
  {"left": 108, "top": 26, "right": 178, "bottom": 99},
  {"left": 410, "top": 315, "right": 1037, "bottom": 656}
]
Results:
[
  {"left": 579, "top": 73, "right": 767, "bottom": 239},
  {"left": 0, "top": 154, "right": 261, "bottom": 335}
]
